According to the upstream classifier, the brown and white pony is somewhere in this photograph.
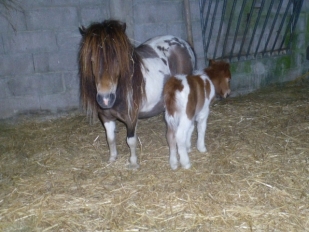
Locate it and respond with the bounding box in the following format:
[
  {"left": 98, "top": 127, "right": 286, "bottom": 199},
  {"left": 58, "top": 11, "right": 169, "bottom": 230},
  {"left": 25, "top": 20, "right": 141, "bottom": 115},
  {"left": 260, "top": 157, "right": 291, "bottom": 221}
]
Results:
[
  {"left": 164, "top": 60, "right": 231, "bottom": 169},
  {"left": 79, "top": 20, "right": 195, "bottom": 168}
]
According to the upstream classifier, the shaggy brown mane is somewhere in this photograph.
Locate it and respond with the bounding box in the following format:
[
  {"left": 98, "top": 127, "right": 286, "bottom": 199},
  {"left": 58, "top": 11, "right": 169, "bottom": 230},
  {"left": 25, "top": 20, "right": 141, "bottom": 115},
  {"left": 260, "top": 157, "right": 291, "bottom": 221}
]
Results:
[{"left": 79, "top": 20, "right": 145, "bottom": 120}]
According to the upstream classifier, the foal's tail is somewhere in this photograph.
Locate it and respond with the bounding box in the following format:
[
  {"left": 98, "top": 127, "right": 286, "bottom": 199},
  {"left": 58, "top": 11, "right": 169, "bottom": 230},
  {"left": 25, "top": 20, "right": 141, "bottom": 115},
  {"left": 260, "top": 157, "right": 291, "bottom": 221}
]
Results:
[{"left": 164, "top": 76, "right": 184, "bottom": 130}]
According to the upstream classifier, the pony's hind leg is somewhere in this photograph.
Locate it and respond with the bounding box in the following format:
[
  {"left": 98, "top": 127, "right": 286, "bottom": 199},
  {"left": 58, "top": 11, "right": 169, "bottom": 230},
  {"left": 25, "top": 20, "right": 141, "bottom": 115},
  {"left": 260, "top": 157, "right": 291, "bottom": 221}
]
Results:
[
  {"left": 104, "top": 121, "right": 118, "bottom": 162},
  {"left": 167, "top": 127, "right": 178, "bottom": 170}
]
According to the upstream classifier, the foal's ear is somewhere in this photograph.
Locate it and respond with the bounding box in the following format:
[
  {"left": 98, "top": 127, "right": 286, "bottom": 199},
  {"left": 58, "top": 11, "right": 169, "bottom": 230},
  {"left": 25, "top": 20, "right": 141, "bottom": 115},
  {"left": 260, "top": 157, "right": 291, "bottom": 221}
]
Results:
[
  {"left": 121, "top": 22, "right": 126, "bottom": 32},
  {"left": 208, "top": 59, "right": 215, "bottom": 66},
  {"left": 79, "top": 26, "right": 87, "bottom": 36}
]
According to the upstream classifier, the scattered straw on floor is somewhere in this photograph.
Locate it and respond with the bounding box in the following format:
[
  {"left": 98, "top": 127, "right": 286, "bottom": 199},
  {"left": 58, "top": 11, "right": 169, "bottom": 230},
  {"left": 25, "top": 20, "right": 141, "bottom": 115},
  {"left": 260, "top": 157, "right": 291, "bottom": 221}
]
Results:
[{"left": 1, "top": 79, "right": 308, "bottom": 231}]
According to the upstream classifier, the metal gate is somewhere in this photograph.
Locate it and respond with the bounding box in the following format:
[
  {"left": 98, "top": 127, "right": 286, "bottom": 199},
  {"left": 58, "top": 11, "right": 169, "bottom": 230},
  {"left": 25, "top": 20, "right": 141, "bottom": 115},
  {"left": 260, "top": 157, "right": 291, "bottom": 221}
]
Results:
[{"left": 199, "top": 0, "right": 304, "bottom": 63}]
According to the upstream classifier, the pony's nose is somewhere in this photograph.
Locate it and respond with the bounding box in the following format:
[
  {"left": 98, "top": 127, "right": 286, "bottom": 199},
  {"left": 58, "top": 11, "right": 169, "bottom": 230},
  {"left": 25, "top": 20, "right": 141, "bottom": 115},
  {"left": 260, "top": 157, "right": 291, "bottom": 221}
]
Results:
[{"left": 96, "top": 93, "right": 116, "bottom": 108}]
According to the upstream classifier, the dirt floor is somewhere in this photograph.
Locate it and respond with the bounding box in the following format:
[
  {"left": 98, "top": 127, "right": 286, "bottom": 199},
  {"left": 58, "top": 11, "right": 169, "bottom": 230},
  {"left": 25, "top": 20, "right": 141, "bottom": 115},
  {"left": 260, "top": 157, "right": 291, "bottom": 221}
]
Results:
[{"left": 0, "top": 79, "right": 309, "bottom": 231}]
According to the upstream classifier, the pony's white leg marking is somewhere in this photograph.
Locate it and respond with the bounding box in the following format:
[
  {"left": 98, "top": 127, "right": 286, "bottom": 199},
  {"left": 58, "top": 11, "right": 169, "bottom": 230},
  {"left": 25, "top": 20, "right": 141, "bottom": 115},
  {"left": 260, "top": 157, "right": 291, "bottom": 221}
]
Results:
[
  {"left": 104, "top": 121, "right": 118, "bottom": 162},
  {"left": 176, "top": 117, "right": 192, "bottom": 169},
  {"left": 127, "top": 135, "right": 139, "bottom": 169},
  {"left": 167, "top": 127, "right": 178, "bottom": 170},
  {"left": 186, "top": 123, "right": 194, "bottom": 152}
]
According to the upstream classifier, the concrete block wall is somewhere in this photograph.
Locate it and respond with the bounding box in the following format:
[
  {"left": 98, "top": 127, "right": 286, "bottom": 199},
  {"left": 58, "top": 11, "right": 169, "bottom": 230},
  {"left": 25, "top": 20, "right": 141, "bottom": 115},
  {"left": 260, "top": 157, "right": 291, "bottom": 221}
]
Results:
[
  {"left": 0, "top": 0, "right": 308, "bottom": 119},
  {"left": 0, "top": 0, "right": 111, "bottom": 119}
]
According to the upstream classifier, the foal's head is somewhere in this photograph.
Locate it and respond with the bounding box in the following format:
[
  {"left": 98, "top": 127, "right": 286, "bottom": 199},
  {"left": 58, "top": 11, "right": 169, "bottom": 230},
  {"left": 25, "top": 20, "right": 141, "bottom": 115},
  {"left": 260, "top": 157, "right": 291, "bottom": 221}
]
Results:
[
  {"left": 205, "top": 60, "right": 231, "bottom": 98},
  {"left": 79, "top": 20, "right": 134, "bottom": 108}
]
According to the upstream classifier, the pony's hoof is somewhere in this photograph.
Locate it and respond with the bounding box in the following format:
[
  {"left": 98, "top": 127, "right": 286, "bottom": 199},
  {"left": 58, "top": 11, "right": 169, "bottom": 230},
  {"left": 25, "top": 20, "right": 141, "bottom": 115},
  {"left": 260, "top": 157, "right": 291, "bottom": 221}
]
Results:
[
  {"left": 126, "top": 163, "right": 140, "bottom": 170},
  {"left": 109, "top": 157, "right": 117, "bottom": 162}
]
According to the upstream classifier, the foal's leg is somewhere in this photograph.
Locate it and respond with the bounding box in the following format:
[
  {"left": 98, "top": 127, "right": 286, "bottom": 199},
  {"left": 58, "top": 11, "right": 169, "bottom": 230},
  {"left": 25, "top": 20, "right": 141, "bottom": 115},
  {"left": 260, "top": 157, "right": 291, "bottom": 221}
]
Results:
[
  {"left": 176, "top": 117, "right": 192, "bottom": 169},
  {"left": 196, "top": 111, "right": 209, "bottom": 152},
  {"left": 167, "top": 127, "right": 178, "bottom": 170},
  {"left": 104, "top": 121, "right": 118, "bottom": 162},
  {"left": 186, "top": 123, "right": 194, "bottom": 152}
]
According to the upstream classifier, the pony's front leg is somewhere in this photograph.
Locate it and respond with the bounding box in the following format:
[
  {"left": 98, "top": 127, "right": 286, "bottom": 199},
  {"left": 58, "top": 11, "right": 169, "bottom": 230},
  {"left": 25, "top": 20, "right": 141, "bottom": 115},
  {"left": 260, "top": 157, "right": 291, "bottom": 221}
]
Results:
[
  {"left": 126, "top": 125, "right": 139, "bottom": 169},
  {"left": 103, "top": 121, "right": 118, "bottom": 162}
]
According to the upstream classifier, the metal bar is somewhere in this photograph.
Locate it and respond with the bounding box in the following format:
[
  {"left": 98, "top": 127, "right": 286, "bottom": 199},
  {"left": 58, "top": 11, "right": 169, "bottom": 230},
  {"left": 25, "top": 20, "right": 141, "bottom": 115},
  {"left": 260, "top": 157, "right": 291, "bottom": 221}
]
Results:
[
  {"left": 213, "top": 0, "right": 227, "bottom": 59},
  {"left": 246, "top": 0, "right": 266, "bottom": 58},
  {"left": 199, "top": 0, "right": 213, "bottom": 62},
  {"left": 262, "top": 0, "right": 284, "bottom": 55},
  {"left": 229, "top": 0, "right": 247, "bottom": 59},
  {"left": 199, "top": 0, "right": 303, "bottom": 63},
  {"left": 284, "top": 0, "right": 304, "bottom": 50},
  {"left": 291, "top": 0, "right": 303, "bottom": 32},
  {"left": 199, "top": 0, "right": 208, "bottom": 63},
  {"left": 270, "top": 0, "right": 292, "bottom": 55},
  {"left": 237, "top": 0, "right": 257, "bottom": 59},
  {"left": 204, "top": 0, "right": 219, "bottom": 60},
  {"left": 278, "top": 0, "right": 295, "bottom": 51},
  {"left": 202, "top": 0, "right": 213, "bottom": 38},
  {"left": 254, "top": 0, "right": 274, "bottom": 57},
  {"left": 184, "top": 0, "right": 194, "bottom": 48},
  {"left": 221, "top": 0, "right": 237, "bottom": 60},
  {"left": 229, "top": 0, "right": 247, "bottom": 60}
]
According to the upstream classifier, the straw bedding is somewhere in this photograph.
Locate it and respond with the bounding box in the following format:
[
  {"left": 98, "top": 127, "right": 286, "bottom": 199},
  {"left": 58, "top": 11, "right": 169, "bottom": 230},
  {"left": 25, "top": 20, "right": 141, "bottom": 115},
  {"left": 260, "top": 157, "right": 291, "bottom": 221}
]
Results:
[{"left": 0, "top": 78, "right": 308, "bottom": 231}]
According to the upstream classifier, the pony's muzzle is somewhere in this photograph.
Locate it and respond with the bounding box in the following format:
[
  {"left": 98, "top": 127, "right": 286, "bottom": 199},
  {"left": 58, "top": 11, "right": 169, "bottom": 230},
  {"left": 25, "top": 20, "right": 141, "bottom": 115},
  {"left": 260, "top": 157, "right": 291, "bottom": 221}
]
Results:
[{"left": 96, "top": 93, "right": 116, "bottom": 108}]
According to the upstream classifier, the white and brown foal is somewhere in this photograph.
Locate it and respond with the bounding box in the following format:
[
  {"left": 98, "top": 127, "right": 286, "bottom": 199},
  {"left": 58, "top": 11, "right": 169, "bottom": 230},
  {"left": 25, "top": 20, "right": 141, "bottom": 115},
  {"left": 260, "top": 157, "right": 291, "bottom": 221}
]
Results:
[{"left": 164, "top": 60, "right": 231, "bottom": 169}]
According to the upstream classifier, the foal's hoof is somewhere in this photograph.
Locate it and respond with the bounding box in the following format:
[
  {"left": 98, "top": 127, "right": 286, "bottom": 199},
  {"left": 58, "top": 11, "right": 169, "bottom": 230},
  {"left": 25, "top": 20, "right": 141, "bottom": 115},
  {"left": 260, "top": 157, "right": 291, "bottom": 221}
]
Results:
[
  {"left": 182, "top": 162, "right": 191, "bottom": 169},
  {"left": 109, "top": 156, "right": 117, "bottom": 162},
  {"left": 170, "top": 163, "right": 178, "bottom": 170},
  {"left": 126, "top": 163, "right": 140, "bottom": 170},
  {"left": 197, "top": 146, "right": 207, "bottom": 153}
]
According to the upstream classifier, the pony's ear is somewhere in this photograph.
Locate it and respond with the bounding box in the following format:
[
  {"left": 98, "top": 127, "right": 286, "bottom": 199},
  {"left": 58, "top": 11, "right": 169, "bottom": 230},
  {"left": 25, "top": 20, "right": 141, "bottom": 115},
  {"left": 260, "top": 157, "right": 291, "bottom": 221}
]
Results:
[{"left": 79, "top": 26, "right": 87, "bottom": 36}]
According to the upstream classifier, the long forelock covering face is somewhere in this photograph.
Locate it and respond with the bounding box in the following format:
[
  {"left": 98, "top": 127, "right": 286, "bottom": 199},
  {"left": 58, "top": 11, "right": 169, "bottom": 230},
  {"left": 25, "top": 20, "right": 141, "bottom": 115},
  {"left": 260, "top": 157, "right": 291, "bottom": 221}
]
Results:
[{"left": 81, "top": 20, "right": 133, "bottom": 91}]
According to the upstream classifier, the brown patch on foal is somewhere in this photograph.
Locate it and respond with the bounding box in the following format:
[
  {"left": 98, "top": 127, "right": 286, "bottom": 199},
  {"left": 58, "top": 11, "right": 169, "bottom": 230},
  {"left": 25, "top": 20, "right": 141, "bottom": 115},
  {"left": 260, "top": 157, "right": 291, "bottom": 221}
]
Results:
[
  {"left": 186, "top": 75, "right": 206, "bottom": 119},
  {"left": 164, "top": 77, "right": 184, "bottom": 116}
]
